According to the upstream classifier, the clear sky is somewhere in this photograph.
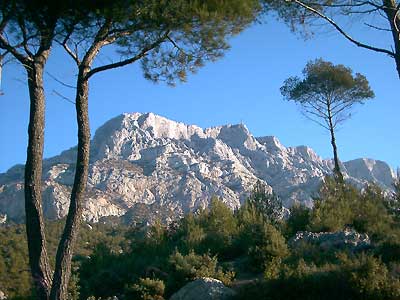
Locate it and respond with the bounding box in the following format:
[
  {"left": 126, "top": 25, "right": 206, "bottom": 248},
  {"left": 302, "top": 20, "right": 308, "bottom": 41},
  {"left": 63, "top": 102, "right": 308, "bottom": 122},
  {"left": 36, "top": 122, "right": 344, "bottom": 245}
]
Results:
[{"left": 0, "top": 18, "right": 398, "bottom": 173}]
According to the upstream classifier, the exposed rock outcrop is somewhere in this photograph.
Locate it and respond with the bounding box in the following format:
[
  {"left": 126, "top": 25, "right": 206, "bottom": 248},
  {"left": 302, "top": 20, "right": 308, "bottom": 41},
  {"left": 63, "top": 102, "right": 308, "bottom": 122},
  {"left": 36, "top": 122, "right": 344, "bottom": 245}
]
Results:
[
  {"left": 170, "top": 278, "right": 236, "bottom": 300},
  {"left": 289, "top": 228, "right": 371, "bottom": 251},
  {"left": 0, "top": 112, "right": 396, "bottom": 223}
]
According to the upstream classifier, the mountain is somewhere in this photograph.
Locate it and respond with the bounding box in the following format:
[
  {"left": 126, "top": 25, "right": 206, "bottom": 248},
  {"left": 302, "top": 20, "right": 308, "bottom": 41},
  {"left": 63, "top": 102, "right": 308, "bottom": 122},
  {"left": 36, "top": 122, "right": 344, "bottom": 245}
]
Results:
[{"left": 0, "top": 112, "right": 396, "bottom": 223}]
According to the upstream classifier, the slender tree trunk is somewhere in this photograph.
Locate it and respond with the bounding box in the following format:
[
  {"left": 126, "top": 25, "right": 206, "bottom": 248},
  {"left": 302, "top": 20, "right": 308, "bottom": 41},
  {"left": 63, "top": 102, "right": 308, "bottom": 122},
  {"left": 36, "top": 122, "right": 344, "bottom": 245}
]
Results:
[
  {"left": 329, "top": 126, "right": 342, "bottom": 179},
  {"left": 326, "top": 97, "right": 343, "bottom": 182},
  {"left": 50, "top": 65, "right": 91, "bottom": 300},
  {"left": 327, "top": 113, "right": 343, "bottom": 182},
  {"left": 24, "top": 58, "right": 53, "bottom": 300},
  {"left": 383, "top": 0, "right": 400, "bottom": 79}
]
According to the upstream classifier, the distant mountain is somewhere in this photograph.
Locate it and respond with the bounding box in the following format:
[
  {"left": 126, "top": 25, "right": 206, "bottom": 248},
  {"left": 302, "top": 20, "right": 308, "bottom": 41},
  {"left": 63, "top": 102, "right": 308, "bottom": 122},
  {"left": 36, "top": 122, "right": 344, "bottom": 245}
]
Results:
[{"left": 0, "top": 112, "right": 396, "bottom": 223}]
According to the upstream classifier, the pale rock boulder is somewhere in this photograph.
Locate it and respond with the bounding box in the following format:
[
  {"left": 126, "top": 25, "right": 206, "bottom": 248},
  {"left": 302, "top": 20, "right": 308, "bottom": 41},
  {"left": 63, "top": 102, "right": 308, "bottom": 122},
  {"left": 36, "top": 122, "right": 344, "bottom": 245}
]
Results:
[
  {"left": 290, "top": 228, "right": 371, "bottom": 251},
  {"left": 0, "top": 290, "right": 6, "bottom": 300},
  {"left": 169, "top": 278, "right": 236, "bottom": 300}
]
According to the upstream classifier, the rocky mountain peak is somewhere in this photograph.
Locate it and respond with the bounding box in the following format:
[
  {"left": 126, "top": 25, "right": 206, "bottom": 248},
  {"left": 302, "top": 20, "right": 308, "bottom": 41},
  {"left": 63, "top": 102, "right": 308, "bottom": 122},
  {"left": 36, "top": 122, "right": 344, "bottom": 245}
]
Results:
[{"left": 0, "top": 112, "right": 396, "bottom": 223}]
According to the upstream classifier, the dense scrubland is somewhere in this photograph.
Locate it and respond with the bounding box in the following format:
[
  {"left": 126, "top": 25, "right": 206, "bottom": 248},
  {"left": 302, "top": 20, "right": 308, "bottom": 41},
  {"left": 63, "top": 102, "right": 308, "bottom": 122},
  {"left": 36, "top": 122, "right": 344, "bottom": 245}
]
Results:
[{"left": 1, "top": 177, "right": 400, "bottom": 300}]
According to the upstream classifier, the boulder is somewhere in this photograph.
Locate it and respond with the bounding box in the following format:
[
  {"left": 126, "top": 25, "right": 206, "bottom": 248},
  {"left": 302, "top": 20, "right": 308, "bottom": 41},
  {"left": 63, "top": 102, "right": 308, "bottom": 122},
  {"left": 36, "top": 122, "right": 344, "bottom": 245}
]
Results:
[
  {"left": 0, "top": 290, "right": 7, "bottom": 300},
  {"left": 290, "top": 228, "right": 371, "bottom": 251},
  {"left": 170, "top": 278, "right": 236, "bottom": 300}
]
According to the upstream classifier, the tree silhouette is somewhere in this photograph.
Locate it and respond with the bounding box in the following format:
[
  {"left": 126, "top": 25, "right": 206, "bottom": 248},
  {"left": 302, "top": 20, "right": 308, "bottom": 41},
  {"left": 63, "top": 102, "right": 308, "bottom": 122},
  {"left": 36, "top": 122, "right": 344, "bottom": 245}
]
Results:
[
  {"left": 1, "top": 1, "right": 261, "bottom": 299},
  {"left": 281, "top": 59, "right": 374, "bottom": 181}
]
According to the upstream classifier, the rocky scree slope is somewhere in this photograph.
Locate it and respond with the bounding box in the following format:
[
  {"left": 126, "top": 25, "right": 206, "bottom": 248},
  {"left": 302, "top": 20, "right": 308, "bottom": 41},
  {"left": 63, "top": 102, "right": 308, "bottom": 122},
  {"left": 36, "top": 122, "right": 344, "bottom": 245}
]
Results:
[{"left": 0, "top": 112, "right": 395, "bottom": 223}]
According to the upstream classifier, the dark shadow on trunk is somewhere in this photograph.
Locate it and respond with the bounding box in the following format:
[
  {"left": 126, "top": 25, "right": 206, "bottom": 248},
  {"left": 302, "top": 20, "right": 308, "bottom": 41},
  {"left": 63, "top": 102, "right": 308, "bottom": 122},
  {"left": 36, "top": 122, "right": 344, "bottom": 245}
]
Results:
[
  {"left": 24, "top": 58, "right": 53, "bottom": 300},
  {"left": 50, "top": 66, "right": 90, "bottom": 300}
]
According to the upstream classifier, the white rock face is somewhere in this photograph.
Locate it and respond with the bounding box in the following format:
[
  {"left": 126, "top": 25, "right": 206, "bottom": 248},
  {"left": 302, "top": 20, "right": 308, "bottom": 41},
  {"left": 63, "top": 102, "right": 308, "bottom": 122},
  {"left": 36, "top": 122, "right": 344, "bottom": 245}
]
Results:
[
  {"left": 170, "top": 277, "right": 236, "bottom": 300},
  {"left": 0, "top": 112, "right": 396, "bottom": 223},
  {"left": 289, "top": 229, "right": 371, "bottom": 251}
]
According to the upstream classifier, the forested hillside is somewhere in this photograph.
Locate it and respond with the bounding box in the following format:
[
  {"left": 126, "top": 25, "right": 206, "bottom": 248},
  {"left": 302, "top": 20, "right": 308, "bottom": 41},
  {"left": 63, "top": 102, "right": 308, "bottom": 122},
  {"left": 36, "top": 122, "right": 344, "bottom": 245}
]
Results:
[{"left": 1, "top": 178, "right": 400, "bottom": 300}]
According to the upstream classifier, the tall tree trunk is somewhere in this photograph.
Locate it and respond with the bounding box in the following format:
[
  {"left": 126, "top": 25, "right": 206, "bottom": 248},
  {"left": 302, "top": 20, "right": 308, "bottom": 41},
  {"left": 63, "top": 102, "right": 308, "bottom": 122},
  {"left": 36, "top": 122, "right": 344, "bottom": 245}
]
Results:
[
  {"left": 383, "top": 0, "right": 400, "bottom": 79},
  {"left": 50, "top": 65, "right": 91, "bottom": 300},
  {"left": 326, "top": 99, "right": 343, "bottom": 182},
  {"left": 328, "top": 118, "right": 343, "bottom": 182},
  {"left": 24, "top": 58, "right": 53, "bottom": 300}
]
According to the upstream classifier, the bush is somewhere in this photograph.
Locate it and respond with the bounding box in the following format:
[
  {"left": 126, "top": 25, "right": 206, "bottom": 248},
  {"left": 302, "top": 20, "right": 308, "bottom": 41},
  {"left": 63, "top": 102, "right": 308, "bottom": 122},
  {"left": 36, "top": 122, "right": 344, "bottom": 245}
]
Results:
[
  {"left": 339, "top": 253, "right": 400, "bottom": 299},
  {"left": 284, "top": 204, "right": 311, "bottom": 238},
  {"left": 175, "top": 213, "right": 205, "bottom": 253},
  {"left": 309, "top": 177, "right": 356, "bottom": 232},
  {"left": 351, "top": 185, "right": 393, "bottom": 240},
  {"left": 309, "top": 177, "right": 394, "bottom": 241},
  {"left": 247, "top": 180, "right": 283, "bottom": 224},
  {"left": 236, "top": 204, "right": 288, "bottom": 272},
  {"left": 167, "top": 250, "right": 234, "bottom": 294},
  {"left": 196, "top": 197, "right": 238, "bottom": 257},
  {"left": 236, "top": 254, "right": 400, "bottom": 300},
  {"left": 125, "top": 278, "right": 165, "bottom": 300}
]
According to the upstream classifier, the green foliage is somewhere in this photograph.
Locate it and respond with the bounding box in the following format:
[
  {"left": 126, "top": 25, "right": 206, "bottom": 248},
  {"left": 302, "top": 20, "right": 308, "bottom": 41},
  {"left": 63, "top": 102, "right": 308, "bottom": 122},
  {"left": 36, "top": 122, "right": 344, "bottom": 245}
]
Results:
[
  {"left": 247, "top": 180, "right": 283, "bottom": 224},
  {"left": 176, "top": 213, "right": 206, "bottom": 253},
  {"left": 338, "top": 253, "right": 400, "bottom": 299},
  {"left": 281, "top": 59, "right": 374, "bottom": 105},
  {"left": 236, "top": 203, "right": 288, "bottom": 272},
  {"left": 280, "top": 59, "right": 374, "bottom": 180},
  {"left": 284, "top": 203, "right": 311, "bottom": 238},
  {"left": 309, "top": 177, "right": 395, "bottom": 241},
  {"left": 198, "top": 197, "right": 238, "bottom": 256},
  {"left": 0, "top": 220, "right": 130, "bottom": 299},
  {"left": 351, "top": 185, "right": 394, "bottom": 240},
  {"left": 309, "top": 177, "right": 357, "bottom": 232},
  {"left": 3, "top": 182, "right": 400, "bottom": 300},
  {"left": 78, "top": 243, "right": 126, "bottom": 299},
  {"left": 236, "top": 254, "right": 400, "bottom": 300},
  {"left": 125, "top": 278, "right": 165, "bottom": 300},
  {"left": 168, "top": 250, "right": 235, "bottom": 292},
  {"left": 0, "top": 225, "right": 32, "bottom": 299}
]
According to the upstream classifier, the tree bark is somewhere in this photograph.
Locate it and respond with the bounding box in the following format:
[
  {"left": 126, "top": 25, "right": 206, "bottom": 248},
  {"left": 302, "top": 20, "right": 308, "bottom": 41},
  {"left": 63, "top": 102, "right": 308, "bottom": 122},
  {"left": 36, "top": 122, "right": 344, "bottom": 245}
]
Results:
[
  {"left": 383, "top": 0, "right": 400, "bottom": 79},
  {"left": 327, "top": 110, "right": 343, "bottom": 182},
  {"left": 329, "top": 125, "right": 343, "bottom": 181},
  {"left": 50, "top": 65, "right": 91, "bottom": 300},
  {"left": 24, "top": 58, "right": 53, "bottom": 300}
]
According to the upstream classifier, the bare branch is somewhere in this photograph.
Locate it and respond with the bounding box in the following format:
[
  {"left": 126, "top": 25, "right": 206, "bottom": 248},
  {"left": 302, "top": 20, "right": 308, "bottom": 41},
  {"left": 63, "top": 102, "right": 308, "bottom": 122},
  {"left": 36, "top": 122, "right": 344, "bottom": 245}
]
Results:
[
  {"left": 291, "top": 0, "right": 396, "bottom": 57},
  {"left": 46, "top": 71, "right": 76, "bottom": 89},
  {"left": 17, "top": 16, "right": 34, "bottom": 57},
  {"left": 303, "top": 0, "right": 383, "bottom": 9},
  {"left": 86, "top": 31, "right": 169, "bottom": 79},
  {"left": 301, "top": 109, "right": 331, "bottom": 130},
  {"left": 58, "top": 27, "right": 80, "bottom": 65},
  {"left": 0, "top": 34, "right": 29, "bottom": 64},
  {"left": 51, "top": 89, "right": 75, "bottom": 105},
  {"left": 364, "top": 22, "right": 392, "bottom": 31}
]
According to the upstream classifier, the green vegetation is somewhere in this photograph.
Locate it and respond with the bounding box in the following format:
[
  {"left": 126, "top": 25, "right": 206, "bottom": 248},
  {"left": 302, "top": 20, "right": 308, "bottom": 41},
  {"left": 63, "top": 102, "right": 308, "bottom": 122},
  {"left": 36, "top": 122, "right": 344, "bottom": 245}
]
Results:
[
  {"left": 281, "top": 59, "right": 374, "bottom": 181},
  {"left": 1, "top": 178, "right": 400, "bottom": 299}
]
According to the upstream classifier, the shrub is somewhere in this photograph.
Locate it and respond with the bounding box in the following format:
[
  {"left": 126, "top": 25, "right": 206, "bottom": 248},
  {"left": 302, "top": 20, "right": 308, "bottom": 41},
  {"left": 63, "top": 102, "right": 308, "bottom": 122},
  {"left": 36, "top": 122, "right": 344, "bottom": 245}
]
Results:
[
  {"left": 284, "top": 204, "right": 311, "bottom": 238},
  {"left": 167, "top": 250, "right": 234, "bottom": 294},
  {"left": 236, "top": 204, "right": 288, "bottom": 272},
  {"left": 198, "top": 197, "right": 238, "bottom": 257},
  {"left": 309, "top": 177, "right": 356, "bottom": 232},
  {"left": 247, "top": 180, "right": 283, "bottom": 224},
  {"left": 339, "top": 253, "right": 400, "bottom": 299},
  {"left": 309, "top": 177, "right": 394, "bottom": 241},
  {"left": 125, "top": 278, "right": 165, "bottom": 300}
]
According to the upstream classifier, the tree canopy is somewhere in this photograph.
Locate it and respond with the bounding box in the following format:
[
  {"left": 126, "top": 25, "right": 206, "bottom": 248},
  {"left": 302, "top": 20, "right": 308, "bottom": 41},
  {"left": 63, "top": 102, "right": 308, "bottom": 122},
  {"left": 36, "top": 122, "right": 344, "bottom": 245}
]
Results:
[
  {"left": 281, "top": 59, "right": 374, "bottom": 180},
  {"left": 1, "top": 1, "right": 263, "bottom": 299},
  {"left": 268, "top": 0, "right": 400, "bottom": 79}
]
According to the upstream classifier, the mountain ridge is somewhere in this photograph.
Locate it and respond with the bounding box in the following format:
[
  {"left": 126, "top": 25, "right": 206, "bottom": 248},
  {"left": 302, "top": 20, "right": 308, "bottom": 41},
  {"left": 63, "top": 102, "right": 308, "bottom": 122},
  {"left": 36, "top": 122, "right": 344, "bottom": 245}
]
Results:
[{"left": 0, "top": 112, "right": 396, "bottom": 223}]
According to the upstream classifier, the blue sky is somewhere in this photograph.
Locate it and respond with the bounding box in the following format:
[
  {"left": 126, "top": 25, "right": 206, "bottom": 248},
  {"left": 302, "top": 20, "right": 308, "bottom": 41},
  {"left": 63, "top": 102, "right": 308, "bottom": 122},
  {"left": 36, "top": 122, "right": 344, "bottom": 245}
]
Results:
[{"left": 0, "top": 19, "right": 398, "bottom": 173}]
